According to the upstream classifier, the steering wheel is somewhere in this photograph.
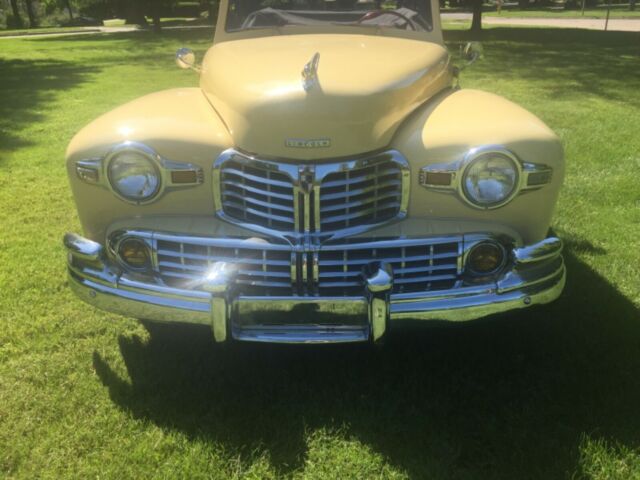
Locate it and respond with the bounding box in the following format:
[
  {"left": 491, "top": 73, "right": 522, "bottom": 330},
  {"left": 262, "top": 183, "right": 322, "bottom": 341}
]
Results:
[{"left": 357, "top": 10, "right": 417, "bottom": 31}]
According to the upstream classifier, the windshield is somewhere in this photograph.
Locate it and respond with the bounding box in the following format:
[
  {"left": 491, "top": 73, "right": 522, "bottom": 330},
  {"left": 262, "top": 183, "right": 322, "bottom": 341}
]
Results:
[{"left": 225, "top": 0, "right": 433, "bottom": 33}]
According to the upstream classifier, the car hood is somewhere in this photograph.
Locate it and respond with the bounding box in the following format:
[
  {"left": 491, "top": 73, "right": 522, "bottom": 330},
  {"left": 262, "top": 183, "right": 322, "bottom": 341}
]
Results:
[{"left": 200, "top": 34, "right": 452, "bottom": 160}]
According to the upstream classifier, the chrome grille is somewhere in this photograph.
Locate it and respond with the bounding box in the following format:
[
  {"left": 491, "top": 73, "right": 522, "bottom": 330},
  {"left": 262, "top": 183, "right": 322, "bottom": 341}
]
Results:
[
  {"left": 319, "top": 160, "right": 404, "bottom": 232},
  {"left": 318, "top": 239, "right": 461, "bottom": 296},
  {"left": 214, "top": 149, "right": 409, "bottom": 238},
  {"left": 218, "top": 157, "right": 296, "bottom": 231},
  {"left": 152, "top": 234, "right": 462, "bottom": 298},
  {"left": 155, "top": 236, "right": 292, "bottom": 296}
]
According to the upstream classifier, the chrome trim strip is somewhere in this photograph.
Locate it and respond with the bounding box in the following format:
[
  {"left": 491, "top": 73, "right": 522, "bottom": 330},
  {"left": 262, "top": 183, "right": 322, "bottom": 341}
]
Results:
[{"left": 233, "top": 325, "right": 369, "bottom": 344}]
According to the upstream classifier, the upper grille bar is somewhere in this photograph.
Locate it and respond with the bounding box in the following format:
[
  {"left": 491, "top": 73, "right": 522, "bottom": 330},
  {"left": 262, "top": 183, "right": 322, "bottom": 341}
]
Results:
[{"left": 213, "top": 149, "right": 410, "bottom": 240}]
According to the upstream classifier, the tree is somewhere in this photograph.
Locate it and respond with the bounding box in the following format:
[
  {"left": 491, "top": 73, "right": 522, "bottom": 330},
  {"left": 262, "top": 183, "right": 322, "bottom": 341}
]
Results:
[
  {"left": 62, "top": 0, "right": 74, "bottom": 20},
  {"left": 208, "top": 0, "right": 217, "bottom": 25},
  {"left": 149, "top": 0, "right": 161, "bottom": 32},
  {"left": 124, "top": 0, "right": 148, "bottom": 26},
  {"left": 470, "top": 0, "right": 482, "bottom": 32},
  {"left": 25, "top": 0, "right": 38, "bottom": 27},
  {"left": 9, "top": 0, "right": 24, "bottom": 28}
]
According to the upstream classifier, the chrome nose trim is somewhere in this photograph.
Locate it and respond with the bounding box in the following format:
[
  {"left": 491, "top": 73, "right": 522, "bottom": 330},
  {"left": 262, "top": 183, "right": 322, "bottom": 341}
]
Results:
[
  {"left": 64, "top": 233, "right": 104, "bottom": 262},
  {"left": 513, "top": 237, "right": 563, "bottom": 264}
]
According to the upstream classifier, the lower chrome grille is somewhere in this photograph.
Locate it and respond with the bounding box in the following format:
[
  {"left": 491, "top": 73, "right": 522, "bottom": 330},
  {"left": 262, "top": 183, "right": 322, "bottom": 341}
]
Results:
[
  {"left": 318, "top": 239, "right": 461, "bottom": 296},
  {"left": 154, "top": 234, "right": 462, "bottom": 298},
  {"left": 155, "top": 236, "right": 293, "bottom": 296}
]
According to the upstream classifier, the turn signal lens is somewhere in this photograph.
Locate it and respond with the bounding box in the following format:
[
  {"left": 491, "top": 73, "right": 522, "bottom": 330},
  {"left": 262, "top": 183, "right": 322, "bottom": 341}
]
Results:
[
  {"left": 424, "top": 171, "right": 453, "bottom": 186},
  {"left": 118, "top": 238, "right": 151, "bottom": 269},
  {"left": 467, "top": 242, "right": 505, "bottom": 275}
]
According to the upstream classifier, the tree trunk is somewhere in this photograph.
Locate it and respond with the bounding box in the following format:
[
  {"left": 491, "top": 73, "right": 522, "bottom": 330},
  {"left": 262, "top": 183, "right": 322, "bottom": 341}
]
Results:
[
  {"left": 125, "top": 1, "right": 148, "bottom": 26},
  {"left": 63, "top": 0, "right": 74, "bottom": 20},
  {"left": 631, "top": 0, "right": 636, "bottom": 11},
  {"left": 9, "top": 0, "right": 23, "bottom": 28},
  {"left": 152, "top": 6, "right": 161, "bottom": 32},
  {"left": 25, "top": 0, "right": 38, "bottom": 27},
  {"left": 209, "top": 1, "right": 217, "bottom": 25},
  {"left": 470, "top": 0, "right": 483, "bottom": 32}
]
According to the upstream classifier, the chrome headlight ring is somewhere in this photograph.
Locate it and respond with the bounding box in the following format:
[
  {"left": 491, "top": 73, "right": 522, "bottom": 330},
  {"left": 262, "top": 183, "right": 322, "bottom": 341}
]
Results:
[
  {"left": 460, "top": 147, "right": 521, "bottom": 209},
  {"left": 105, "top": 143, "right": 162, "bottom": 204}
]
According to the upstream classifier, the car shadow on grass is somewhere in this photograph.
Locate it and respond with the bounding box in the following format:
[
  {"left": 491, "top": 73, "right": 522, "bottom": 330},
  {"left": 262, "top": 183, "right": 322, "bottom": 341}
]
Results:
[
  {"left": 93, "top": 246, "right": 640, "bottom": 478},
  {"left": 0, "top": 58, "right": 98, "bottom": 160}
]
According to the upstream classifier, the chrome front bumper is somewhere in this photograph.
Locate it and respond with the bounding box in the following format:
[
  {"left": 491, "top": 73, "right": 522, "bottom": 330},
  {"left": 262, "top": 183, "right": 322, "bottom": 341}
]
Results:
[{"left": 64, "top": 234, "right": 565, "bottom": 344}]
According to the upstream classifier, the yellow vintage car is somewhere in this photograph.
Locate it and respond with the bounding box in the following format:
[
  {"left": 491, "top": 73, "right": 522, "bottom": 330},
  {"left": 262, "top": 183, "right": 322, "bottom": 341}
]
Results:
[{"left": 64, "top": 0, "right": 565, "bottom": 344}]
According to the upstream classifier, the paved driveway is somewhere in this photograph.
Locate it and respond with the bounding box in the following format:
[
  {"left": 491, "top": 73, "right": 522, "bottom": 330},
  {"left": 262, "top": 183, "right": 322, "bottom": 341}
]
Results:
[{"left": 443, "top": 13, "right": 640, "bottom": 32}]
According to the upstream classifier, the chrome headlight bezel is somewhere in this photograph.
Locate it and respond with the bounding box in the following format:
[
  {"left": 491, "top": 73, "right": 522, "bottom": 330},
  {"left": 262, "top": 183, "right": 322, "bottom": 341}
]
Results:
[
  {"left": 73, "top": 141, "right": 205, "bottom": 205},
  {"left": 460, "top": 148, "right": 521, "bottom": 209},
  {"left": 419, "top": 145, "right": 553, "bottom": 210},
  {"left": 106, "top": 143, "right": 162, "bottom": 204}
]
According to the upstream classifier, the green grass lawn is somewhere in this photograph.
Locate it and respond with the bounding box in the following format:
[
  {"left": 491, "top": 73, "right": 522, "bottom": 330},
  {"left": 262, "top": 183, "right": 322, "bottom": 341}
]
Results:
[{"left": 1, "top": 28, "right": 639, "bottom": 479}]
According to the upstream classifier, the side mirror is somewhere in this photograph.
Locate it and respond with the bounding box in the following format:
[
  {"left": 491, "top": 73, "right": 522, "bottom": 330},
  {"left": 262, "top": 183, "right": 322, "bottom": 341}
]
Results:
[
  {"left": 462, "top": 42, "right": 484, "bottom": 66},
  {"left": 176, "top": 48, "right": 198, "bottom": 71}
]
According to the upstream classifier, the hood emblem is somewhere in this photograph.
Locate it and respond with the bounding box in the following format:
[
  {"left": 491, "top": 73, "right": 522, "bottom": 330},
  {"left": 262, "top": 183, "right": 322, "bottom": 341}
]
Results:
[
  {"left": 301, "top": 52, "right": 320, "bottom": 92},
  {"left": 285, "top": 138, "right": 331, "bottom": 149}
]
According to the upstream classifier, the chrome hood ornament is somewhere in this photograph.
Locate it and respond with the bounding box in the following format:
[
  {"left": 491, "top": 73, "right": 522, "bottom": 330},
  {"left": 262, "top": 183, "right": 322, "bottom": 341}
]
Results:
[{"left": 301, "top": 52, "right": 320, "bottom": 91}]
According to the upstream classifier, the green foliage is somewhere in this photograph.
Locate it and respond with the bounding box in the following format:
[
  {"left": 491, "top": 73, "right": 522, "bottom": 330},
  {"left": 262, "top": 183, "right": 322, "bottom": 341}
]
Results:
[{"left": 0, "top": 27, "right": 639, "bottom": 479}]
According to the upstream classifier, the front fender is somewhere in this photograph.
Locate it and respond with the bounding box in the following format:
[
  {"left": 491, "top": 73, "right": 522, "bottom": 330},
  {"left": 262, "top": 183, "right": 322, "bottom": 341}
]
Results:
[
  {"left": 66, "top": 88, "right": 233, "bottom": 242},
  {"left": 391, "top": 88, "right": 564, "bottom": 245}
]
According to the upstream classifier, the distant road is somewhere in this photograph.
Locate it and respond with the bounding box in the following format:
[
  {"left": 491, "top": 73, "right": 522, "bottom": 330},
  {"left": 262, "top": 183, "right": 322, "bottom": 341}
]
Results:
[
  {"left": 443, "top": 13, "right": 640, "bottom": 32},
  {"left": 0, "top": 24, "right": 211, "bottom": 40}
]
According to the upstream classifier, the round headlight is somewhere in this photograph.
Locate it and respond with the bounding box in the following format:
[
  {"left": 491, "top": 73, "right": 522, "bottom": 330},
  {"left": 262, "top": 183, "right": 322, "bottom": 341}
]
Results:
[
  {"left": 462, "top": 151, "right": 519, "bottom": 208},
  {"left": 108, "top": 150, "right": 160, "bottom": 202}
]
